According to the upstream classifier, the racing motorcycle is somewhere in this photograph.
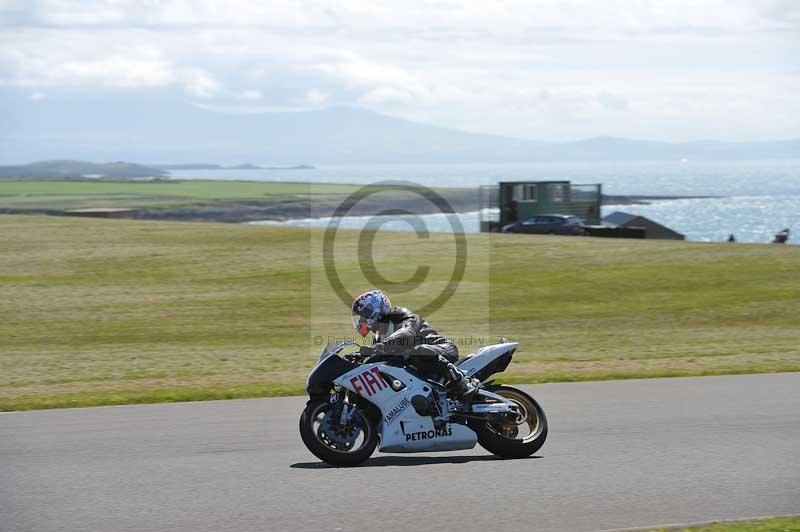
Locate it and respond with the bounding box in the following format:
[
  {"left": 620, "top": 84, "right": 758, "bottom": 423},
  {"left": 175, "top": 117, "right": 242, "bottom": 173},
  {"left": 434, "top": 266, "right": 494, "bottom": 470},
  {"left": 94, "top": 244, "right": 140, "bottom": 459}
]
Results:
[{"left": 300, "top": 339, "right": 547, "bottom": 466}]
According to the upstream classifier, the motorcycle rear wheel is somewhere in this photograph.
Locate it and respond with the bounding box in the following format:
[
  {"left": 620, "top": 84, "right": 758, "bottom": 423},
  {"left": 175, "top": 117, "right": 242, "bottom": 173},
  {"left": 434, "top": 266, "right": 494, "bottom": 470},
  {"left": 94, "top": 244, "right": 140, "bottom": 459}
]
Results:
[
  {"left": 476, "top": 385, "right": 548, "bottom": 459},
  {"left": 299, "top": 398, "right": 378, "bottom": 467}
]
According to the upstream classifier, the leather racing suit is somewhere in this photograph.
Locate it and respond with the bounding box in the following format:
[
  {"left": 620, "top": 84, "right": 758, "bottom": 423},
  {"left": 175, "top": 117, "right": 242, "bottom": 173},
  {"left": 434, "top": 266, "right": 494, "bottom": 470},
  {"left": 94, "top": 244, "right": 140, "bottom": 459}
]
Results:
[{"left": 369, "top": 307, "right": 459, "bottom": 382}]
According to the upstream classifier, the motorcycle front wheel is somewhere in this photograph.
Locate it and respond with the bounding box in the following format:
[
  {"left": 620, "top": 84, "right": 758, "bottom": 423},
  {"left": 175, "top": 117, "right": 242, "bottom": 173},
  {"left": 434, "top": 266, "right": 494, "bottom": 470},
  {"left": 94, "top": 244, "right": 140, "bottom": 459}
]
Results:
[
  {"left": 476, "top": 385, "right": 548, "bottom": 459},
  {"left": 299, "top": 398, "right": 378, "bottom": 467}
]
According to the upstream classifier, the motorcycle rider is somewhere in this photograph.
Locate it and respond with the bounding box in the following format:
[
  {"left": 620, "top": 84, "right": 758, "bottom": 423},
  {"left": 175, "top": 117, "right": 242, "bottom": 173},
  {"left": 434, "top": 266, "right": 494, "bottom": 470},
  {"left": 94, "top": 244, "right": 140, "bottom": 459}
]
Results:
[{"left": 351, "top": 289, "right": 480, "bottom": 398}]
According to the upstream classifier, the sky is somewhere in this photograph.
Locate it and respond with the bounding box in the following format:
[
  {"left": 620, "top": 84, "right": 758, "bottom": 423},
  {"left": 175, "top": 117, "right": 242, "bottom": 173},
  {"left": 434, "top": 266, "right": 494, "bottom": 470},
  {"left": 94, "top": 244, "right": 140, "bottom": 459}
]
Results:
[{"left": 1, "top": 0, "right": 799, "bottom": 142}]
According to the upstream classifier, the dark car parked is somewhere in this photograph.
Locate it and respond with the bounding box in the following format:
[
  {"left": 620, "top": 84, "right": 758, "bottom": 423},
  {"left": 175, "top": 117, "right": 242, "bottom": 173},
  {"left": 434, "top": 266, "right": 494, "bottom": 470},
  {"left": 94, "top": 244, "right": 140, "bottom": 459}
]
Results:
[{"left": 501, "top": 214, "right": 586, "bottom": 235}]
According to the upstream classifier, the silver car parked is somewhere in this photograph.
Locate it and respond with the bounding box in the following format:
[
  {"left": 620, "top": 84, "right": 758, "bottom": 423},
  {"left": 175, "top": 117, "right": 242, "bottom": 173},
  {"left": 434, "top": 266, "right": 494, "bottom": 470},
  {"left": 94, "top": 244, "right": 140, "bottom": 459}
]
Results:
[{"left": 501, "top": 214, "right": 586, "bottom": 235}]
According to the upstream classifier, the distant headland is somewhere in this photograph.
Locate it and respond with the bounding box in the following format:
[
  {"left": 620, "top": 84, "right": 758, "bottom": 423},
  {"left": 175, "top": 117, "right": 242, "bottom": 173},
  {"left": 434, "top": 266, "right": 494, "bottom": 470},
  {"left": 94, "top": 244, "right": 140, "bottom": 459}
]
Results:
[
  {"left": 157, "top": 163, "right": 315, "bottom": 171},
  {"left": 0, "top": 160, "right": 316, "bottom": 180}
]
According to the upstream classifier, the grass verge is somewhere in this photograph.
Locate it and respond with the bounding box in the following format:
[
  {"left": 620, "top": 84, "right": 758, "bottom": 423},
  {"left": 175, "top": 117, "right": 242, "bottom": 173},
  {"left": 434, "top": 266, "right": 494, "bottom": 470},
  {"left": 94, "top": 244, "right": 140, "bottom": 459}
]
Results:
[{"left": 643, "top": 516, "right": 800, "bottom": 531}]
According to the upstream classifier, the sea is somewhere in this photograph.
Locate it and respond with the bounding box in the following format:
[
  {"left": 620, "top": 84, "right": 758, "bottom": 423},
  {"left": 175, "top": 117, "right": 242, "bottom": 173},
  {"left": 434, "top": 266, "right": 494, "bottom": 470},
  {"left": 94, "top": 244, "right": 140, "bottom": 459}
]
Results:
[{"left": 171, "top": 160, "right": 800, "bottom": 244}]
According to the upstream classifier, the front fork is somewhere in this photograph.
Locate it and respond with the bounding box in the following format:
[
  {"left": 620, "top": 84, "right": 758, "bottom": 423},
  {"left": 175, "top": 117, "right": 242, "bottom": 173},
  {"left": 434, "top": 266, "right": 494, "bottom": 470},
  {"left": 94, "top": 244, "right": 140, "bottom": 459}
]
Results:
[{"left": 329, "top": 388, "right": 358, "bottom": 425}]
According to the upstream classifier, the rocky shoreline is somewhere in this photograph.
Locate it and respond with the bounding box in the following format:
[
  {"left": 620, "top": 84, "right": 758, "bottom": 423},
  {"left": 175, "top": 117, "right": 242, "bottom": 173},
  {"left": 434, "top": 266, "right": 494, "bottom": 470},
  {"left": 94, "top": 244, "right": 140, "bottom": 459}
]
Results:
[
  {"left": 603, "top": 194, "right": 717, "bottom": 205},
  {"left": 1, "top": 191, "right": 715, "bottom": 224},
  {"left": 131, "top": 193, "right": 713, "bottom": 223}
]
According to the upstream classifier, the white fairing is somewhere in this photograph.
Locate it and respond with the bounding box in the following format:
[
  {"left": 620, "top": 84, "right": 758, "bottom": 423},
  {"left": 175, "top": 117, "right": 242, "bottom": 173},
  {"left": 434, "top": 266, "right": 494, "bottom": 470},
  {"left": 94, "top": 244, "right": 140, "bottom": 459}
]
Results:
[
  {"left": 457, "top": 342, "right": 519, "bottom": 378},
  {"left": 305, "top": 341, "right": 349, "bottom": 392},
  {"left": 335, "top": 363, "right": 478, "bottom": 453}
]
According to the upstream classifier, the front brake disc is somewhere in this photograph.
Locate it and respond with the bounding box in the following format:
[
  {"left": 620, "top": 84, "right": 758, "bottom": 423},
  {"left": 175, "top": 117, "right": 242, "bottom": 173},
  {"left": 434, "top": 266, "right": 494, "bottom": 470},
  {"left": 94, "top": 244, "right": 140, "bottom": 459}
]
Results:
[{"left": 319, "top": 410, "right": 360, "bottom": 449}]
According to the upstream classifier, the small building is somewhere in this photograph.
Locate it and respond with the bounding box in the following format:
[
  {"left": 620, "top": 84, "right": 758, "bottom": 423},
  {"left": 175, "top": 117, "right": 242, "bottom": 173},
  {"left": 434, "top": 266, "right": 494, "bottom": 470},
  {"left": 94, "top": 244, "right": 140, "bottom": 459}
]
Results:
[
  {"left": 480, "top": 180, "right": 602, "bottom": 232},
  {"left": 603, "top": 211, "right": 684, "bottom": 240}
]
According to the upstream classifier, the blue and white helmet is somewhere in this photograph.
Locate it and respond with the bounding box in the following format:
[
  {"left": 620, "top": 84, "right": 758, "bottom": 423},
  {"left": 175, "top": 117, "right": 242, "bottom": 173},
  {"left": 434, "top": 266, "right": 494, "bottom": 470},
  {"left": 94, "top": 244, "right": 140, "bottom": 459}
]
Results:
[{"left": 351, "top": 290, "right": 392, "bottom": 337}]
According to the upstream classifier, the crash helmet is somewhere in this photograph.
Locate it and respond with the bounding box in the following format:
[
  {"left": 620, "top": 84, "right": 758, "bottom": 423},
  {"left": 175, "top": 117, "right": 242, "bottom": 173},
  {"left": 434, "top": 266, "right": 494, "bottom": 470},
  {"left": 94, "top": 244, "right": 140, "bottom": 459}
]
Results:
[{"left": 351, "top": 290, "right": 392, "bottom": 337}]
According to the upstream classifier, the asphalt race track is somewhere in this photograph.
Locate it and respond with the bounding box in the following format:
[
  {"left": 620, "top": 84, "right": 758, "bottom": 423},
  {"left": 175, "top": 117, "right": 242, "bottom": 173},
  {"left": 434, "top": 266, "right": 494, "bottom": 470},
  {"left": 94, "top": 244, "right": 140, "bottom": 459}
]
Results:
[{"left": 2, "top": 373, "right": 799, "bottom": 532}]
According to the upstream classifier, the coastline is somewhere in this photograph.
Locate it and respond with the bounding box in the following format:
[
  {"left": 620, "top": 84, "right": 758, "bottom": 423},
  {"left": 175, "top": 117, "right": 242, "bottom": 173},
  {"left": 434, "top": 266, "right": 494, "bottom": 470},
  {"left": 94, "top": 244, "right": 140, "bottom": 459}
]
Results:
[
  {"left": 0, "top": 189, "right": 711, "bottom": 224},
  {"left": 0, "top": 176, "right": 719, "bottom": 225}
]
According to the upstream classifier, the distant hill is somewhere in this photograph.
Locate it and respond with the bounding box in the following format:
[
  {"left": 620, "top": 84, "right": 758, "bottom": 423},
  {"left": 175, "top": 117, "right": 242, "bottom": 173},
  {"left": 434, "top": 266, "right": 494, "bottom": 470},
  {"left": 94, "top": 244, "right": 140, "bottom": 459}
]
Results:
[
  {"left": 155, "top": 163, "right": 314, "bottom": 170},
  {"left": 0, "top": 160, "right": 168, "bottom": 179},
  {"left": 557, "top": 136, "right": 800, "bottom": 161},
  {"left": 157, "top": 163, "right": 221, "bottom": 170},
  {"left": 1, "top": 93, "right": 797, "bottom": 163}
]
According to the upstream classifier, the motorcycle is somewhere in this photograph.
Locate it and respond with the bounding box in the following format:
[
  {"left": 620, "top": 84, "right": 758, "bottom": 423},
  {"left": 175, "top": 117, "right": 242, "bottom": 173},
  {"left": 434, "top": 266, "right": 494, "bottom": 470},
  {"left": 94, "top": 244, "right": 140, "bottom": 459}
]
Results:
[{"left": 300, "top": 339, "right": 547, "bottom": 466}]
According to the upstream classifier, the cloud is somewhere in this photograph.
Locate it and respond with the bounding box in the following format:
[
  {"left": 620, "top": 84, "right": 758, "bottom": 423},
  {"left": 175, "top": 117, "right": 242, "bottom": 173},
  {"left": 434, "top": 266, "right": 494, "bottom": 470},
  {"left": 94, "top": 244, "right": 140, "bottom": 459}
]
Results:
[
  {"left": 0, "top": 0, "right": 781, "bottom": 34},
  {"left": 301, "top": 89, "right": 329, "bottom": 106},
  {"left": 0, "top": 32, "right": 222, "bottom": 98},
  {"left": 0, "top": 0, "right": 797, "bottom": 140},
  {"left": 61, "top": 56, "right": 174, "bottom": 88},
  {"left": 238, "top": 89, "right": 263, "bottom": 100},
  {"left": 180, "top": 68, "right": 220, "bottom": 98},
  {"left": 0, "top": 37, "right": 175, "bottom": 87},
  {"left": 597, "top": 92, "right": 628, "bottom": 111},
  {"left": 752, "top": 0, "right": 800, "bottom": 30},
  {"left": 314, "top": 56, "right": 414, "bottom": 88},
  {"left": 358, "top": 87, "right": 415, "bottom": 106}
]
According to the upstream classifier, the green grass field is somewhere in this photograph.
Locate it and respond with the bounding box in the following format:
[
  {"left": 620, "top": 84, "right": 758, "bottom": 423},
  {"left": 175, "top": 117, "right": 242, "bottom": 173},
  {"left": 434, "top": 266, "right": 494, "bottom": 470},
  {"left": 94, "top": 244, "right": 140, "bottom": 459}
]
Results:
[
  {"left": 1, "top": 214, "right": 799, "bottom": 411},
  {"left": 0, "top": 179, "right": 479, "bottom": 222},
  {"left": 0, "top": 179, "right": 358, "bottom": 210},
  {"left": 645, "top": 516, "right": 800, "bottom": 532}
]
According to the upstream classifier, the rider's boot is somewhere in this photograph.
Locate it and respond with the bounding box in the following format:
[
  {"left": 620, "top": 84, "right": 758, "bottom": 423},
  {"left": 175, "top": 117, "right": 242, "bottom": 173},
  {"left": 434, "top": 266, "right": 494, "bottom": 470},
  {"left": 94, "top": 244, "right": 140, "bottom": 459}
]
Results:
[{"left": 445, "top": 362, "right": 480, "bottom": 399}]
